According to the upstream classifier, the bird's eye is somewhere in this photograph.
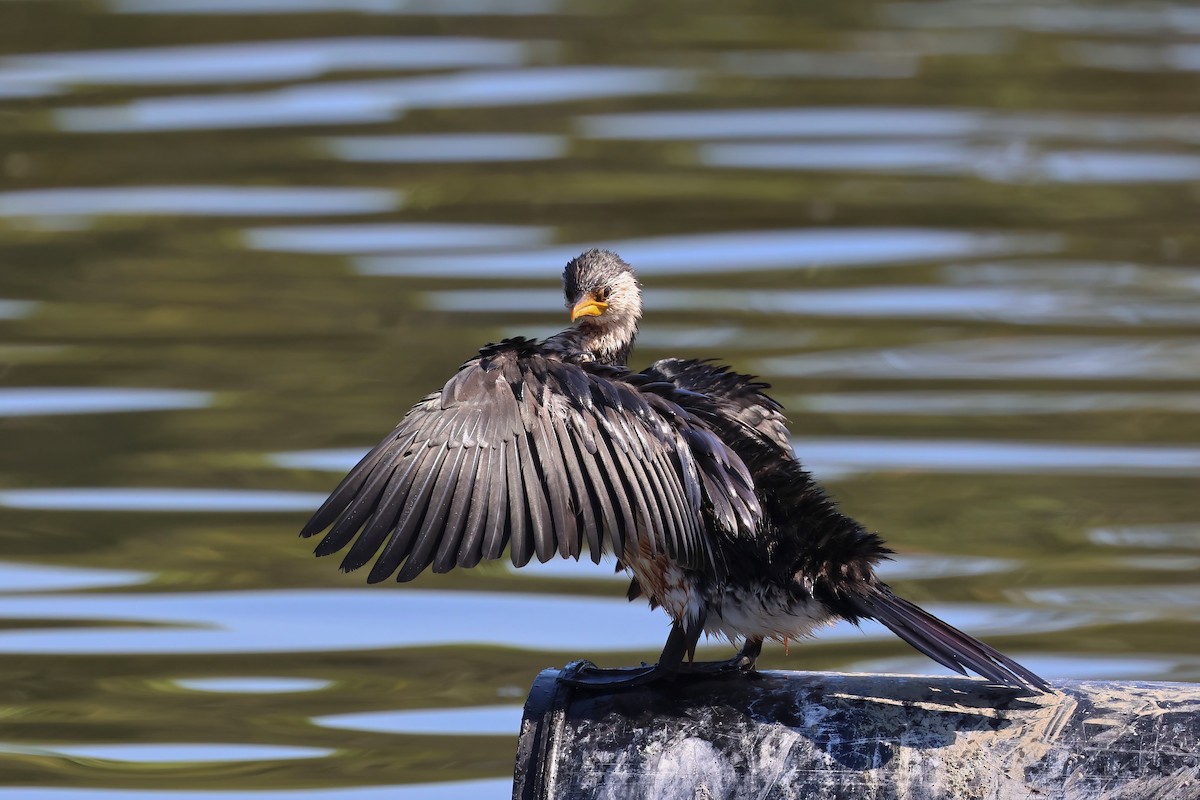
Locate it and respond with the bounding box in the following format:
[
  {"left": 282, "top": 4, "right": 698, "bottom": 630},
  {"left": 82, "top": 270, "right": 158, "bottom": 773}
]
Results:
[{"left": 595, "top": 288, "right": 610, "bottom": 302}]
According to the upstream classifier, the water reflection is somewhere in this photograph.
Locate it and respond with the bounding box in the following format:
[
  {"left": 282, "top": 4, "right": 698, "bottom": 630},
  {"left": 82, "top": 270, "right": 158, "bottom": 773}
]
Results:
[
  {"left": 114, "top": 0, "right": 557, "bottom": 15},
  {"left": 271, "top": 449, "right": 367, "bottom": 472},
  {"left": 315, "top": 705, "right": 523, "bottom": 735},
  {"left": 721, "top": 50, "right": 918, "bottom": 79},
  {"left": 0, "top": 300, "right": 35, "bottom": 320},
  {"left": 853, "top": 654, "right": 1187, "bottom": 682},
  {"left": 174, "top": 677, "right": 332, "bottom": 693},
  {"left": 942, "top": 261, "right": 1200, "bottom": 291},
  {"left": 793, "top": 391, "right": 1200, "bottom": 416},
  {"left": 790, "top": 437, "right": 1200, "bottom": 477},
  {"left": 764, "top": 338, "right": 1200, "bottom": 380},
  {"left": 0, "top": 780, "right": 514, "bottom": 800},
  {"left": 884, "top": 2, "right": 1200, "bottom": 36},
  {"left": 245, "top": 223, "right": 552, "bottom": 254},
  {"left": 0, "top": 37, "right": 527, "bottom": 94},
  {"left": 0, "top": 562, "right": 147, "bottom": 594},
  {"left": 0, "top": 589, "right": 1068, "bottom": 654},
  {"left": 2, "top": 0, "right": 1198, "bottom": 795},
  {"left": 359, "top": 228, "right": 1059, "bottom": 277},
  {"left": 0, "top": 187, "right": 400, "bottom": 221},
  {"left": 1088, "top": 524, "right": 1200, "bottom": 550},
  {"left": 425, "top": 285, "right": 1198, "bottom": 326},
  {"left": 581, "top": 107, "right": 1200, "bottom": 143},
  {"left": 0, "top": 743, "right": 331, "bottom": 763},
  {"left": 701, "top": 142, "right": 1200, "bottom": 183},
  {"left": 0, "top": 388, "right": 211, "bottom": 417},
  {"left": 325, "top": 133, "right": 567, "bottom": 163},
  {"left": 1063, "top": 41, "right": 1200, "bottom": 73},
  {"left": 59, "top": 68, "right": 694, "bottom": 132},
  {"left": 1018, "top": 585, "right": 1200, "bottom": 617},
  {"left": 0, "top": 489, "right": 326, "bottom": 512}
]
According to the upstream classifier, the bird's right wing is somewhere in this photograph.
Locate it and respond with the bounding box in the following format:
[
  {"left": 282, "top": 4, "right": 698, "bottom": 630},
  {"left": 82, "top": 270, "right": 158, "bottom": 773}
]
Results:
[{"left": 299, "top": 338, "right": 760, "bottom": 584}]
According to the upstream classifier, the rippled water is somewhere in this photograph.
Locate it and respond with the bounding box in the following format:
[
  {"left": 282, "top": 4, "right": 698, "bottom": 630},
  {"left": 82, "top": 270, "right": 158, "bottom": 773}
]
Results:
[{"left": 1, "top": 1, "right": 1198, "bottom": 797}]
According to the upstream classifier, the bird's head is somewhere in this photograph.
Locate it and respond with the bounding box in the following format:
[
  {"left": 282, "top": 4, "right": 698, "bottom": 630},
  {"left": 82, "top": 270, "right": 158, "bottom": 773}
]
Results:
[{"left": 562, "top": 249, "right": 642, "bottom": 365}]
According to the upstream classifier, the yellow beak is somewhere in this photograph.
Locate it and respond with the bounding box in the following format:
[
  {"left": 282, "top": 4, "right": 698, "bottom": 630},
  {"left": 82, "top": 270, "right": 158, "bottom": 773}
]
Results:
[{"left": 570, "top": 296, "right": 608, "bottom": 321}]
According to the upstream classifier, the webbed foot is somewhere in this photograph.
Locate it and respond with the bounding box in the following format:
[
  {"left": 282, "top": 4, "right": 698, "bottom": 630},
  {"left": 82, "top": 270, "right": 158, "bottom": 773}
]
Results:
[
  {"left": 558, "top": 659, "right": 678, "bottom": 688},
  {"left": 680, "top": 637, "right": 762, "bottom": 677}
]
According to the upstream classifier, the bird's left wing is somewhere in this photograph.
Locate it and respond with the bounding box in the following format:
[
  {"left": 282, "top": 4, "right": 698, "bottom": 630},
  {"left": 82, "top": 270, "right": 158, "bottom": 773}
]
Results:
[
  {"left": 299, "top": 338, "right": 760, "bottom": 583},
  {"left": 642, "top": 358, "right": 793, "bottom": 455}
]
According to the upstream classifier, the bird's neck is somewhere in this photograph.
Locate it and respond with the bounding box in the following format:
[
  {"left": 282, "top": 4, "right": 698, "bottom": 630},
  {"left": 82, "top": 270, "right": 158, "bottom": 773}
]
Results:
[{"left": 546, "top": 322, "right": 638, "bottom": 366}]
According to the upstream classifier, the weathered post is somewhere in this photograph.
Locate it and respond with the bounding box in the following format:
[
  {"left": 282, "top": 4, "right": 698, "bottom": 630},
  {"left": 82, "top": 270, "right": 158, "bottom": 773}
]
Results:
[{"left": 514, "top": 667, "right": 1200, "bottom": 799}]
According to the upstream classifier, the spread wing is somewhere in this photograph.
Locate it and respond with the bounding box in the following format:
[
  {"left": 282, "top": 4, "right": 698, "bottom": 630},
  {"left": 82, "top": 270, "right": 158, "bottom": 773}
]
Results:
[
  {"left": 642, "top": 358, "right": 793, "bottom": 455},
  {"left": 299, "top": 338, "right": 760, "bottom": 583}
]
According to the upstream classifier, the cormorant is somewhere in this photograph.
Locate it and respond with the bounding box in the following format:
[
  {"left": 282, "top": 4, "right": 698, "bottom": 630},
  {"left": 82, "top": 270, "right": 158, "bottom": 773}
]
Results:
[{"left": 300, "top": 249, "right": 1049, "bottom": 693}]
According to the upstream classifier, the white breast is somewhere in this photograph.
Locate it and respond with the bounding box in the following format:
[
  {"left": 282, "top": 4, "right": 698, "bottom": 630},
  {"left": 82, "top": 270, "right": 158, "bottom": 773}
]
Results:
[{"left": 704, "top": 585, "right": 834, "bottom": 645}]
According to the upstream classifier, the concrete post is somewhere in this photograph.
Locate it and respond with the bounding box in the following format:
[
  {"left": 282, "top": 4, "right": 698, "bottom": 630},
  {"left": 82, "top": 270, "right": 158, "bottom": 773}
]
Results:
[{"left": 514, "top": 666, "right": 1200, "bottom": 799}]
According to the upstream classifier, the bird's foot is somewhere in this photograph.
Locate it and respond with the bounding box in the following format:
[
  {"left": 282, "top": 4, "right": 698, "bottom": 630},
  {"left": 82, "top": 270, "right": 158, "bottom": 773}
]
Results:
[
  {"left": 558, "top": 659, "right": 678, "bottom": 689},
  {"left": 679, "top": 651, "right": 758, "bottom": 677}
]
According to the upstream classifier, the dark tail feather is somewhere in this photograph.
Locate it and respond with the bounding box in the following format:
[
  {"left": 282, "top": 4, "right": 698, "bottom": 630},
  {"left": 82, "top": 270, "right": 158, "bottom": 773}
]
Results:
[{"left": 849, "top": 586, "right": 1051, "bottom": 694}]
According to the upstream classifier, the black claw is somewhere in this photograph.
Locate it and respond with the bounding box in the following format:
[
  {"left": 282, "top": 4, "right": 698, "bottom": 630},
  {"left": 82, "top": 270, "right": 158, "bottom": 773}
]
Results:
[{"left": 680, "top": 652, "right": 758, "bottom": 677}]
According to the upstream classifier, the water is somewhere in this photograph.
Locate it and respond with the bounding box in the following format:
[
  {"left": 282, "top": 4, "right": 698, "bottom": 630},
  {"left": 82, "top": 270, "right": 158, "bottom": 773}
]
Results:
[{"left": 0, "top": 1, "right": 1197, "bottom": 797}]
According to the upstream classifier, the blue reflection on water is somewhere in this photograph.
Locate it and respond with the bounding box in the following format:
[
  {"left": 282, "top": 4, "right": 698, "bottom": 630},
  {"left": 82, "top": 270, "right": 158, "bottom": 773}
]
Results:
[
  {"left": 359, "top": 228, "right": 1058, "bottom": 277},
  {"left": 0, "top": 779, "right": 513, "bottom": 800},
  {"left": 325, "top": 133, "right": 568, "bottom": 163},
  {"left": 942, "top": 260, "right": 1200, "bottom": 291},
  {"left": 115, "top": 0, "right": 557, "bottom": 15},
  {"left": 0, "top": 37, "right": 527, "bottom": 94},
  {"left": 58, "top": 68, "right": 694, "bottom": 132},
  {"left": 0, "top": 589, "right": 1066, "bottom": 654},
  {"left": 271, "top": 449, "right": 368, "bottom": 472},
  {"left": 1018, "top": 585, "right": 1200, "bottom": 614},
  {"left": 424, "top": 285, "right": 1196, "bottom": 326},
  {"left": 245, "top": 223, "right": 553, "bottom": 254},
  {"left": 0, "top": 187, "right": 400, "bottom": 219},
  {"left": 790, "top": 437, "right": 1200, "bottom": 477},
  {"left": 0, "top": 489, "right": 327, "bottom": 512},
  {"left": 851, "top": 654, "right": 1187, "bottom": 682},
  {"left": 174, "top": 677, "right": 332, "bottom": 693},
  {"left": 0, "top": 562, "right": 148, "bottom": 594},
  {"left": 0, "top": 743, "right": 331, "bottom": 763},
  {"left": 0, "top": 388, "right": 211, "bottom": 417},
  {"left": 0, "top": 300, "right": 36, "bottom": 320},
  {"left": 884, "top": 2, "right": 1200, "bottom": 36},
  {"left": 315, "top": 704, "right": 523, "bottom": 735},
  {"left": 764, "top": 337, "right": 1200, "bottom": 380},
  {"left": 580, "top": 107, "right": 1200, "bottom": 143},
  {"left": 1088, "top": 524, "right": 1200, "bottom": 550},
  {"left": 701, "top": 142, "right": 1200, "bottom": 183},
  {"left": 793, "top": 391, "right": 1200, "bottom": 416}
]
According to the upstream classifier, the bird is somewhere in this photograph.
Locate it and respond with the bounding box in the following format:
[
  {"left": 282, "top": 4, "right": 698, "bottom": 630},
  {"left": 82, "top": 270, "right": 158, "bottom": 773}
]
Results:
[{"left": 299, "top": 248, "right": 1049, "bottom": 693}]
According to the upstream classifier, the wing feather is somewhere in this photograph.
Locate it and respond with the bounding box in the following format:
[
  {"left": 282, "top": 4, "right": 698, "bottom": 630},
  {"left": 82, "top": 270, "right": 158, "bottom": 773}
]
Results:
[
  {"left": 366, "top": 443, "right": 448, "bottom": 583},
  {"left": 502, "top": 437, "right": 530, "bottom": 566},
  {"left": 339, "top": 439, "right": 425, "bottom": 571},
  {"left": 300, "top": 339, "right": 762, "bottom": 582},
  {"left": 454, "top": 444, "right": 497, "bottom": 569},
  {"left": 433, "top": 443, "right": 483, "bottom": 573},
  {"left": 398, "top": 443, "right": 472, "bottom": 581},
  {"left": 480, "top": 443, "right": 510, "bottom": 562}
]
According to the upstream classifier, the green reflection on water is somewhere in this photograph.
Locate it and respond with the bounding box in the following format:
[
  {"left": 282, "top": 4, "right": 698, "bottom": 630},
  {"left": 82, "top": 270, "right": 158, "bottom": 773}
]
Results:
[{"left": 1, "top": 0, "right": 1198, "bottom": 794}]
